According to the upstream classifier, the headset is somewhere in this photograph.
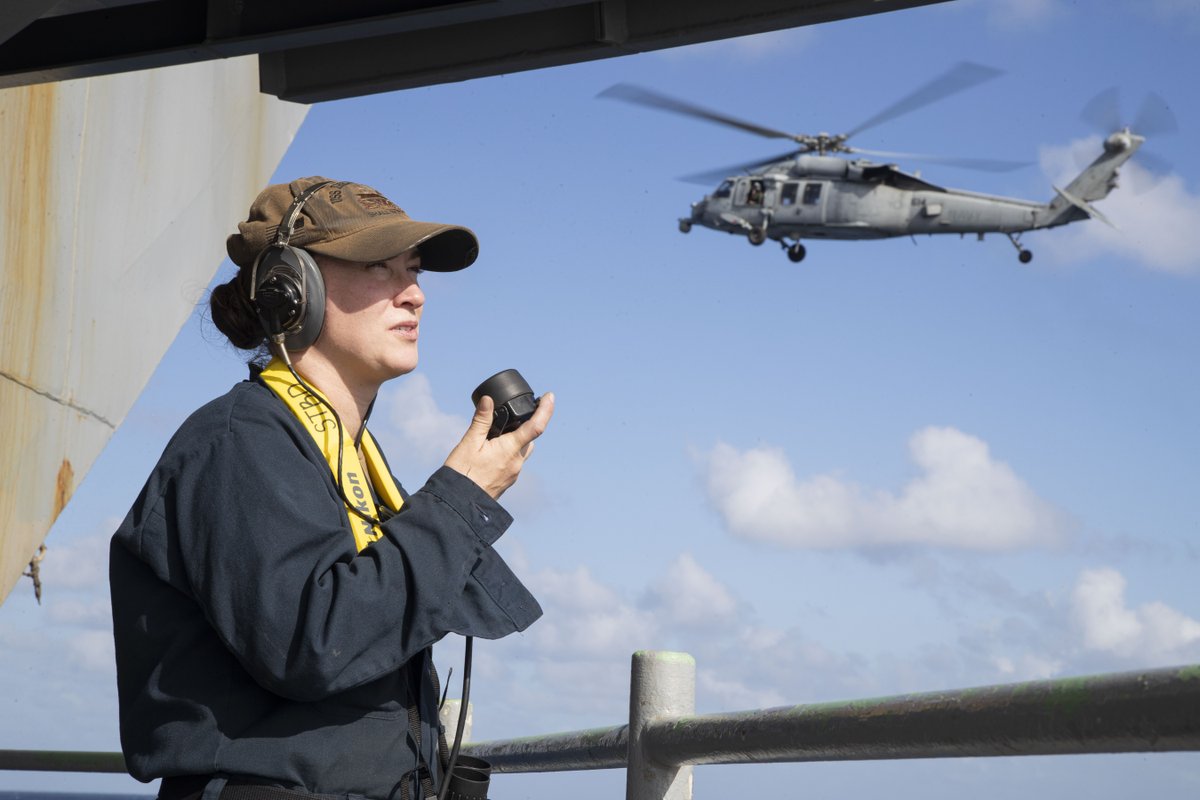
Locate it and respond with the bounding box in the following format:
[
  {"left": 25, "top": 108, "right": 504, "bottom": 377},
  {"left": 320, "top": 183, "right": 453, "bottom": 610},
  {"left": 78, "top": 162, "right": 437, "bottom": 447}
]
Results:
[{"left": 249, "top": 179, "right": 333, "bottom": 351}]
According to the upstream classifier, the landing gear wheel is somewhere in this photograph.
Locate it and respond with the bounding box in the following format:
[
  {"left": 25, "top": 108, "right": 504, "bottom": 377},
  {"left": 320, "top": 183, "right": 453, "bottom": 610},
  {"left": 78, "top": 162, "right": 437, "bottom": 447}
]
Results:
[
  {"left": 679, "top": 220, "right": 692, "bottom": 234},
  {"left": 1006, "top": 233, "right": 1033, "bottom": 264},
  {"left": 787, "top": 243, "right": 807, "bottom": 263},
  {"left": 748, "top": 228, "right": 766, "bottom": 246}
]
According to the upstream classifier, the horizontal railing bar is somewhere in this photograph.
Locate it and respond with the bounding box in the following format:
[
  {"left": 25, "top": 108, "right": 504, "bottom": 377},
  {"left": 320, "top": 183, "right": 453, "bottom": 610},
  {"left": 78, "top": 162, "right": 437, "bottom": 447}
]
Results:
[
  {"left": 6, "top": 665, "right": 1198, "bottom": 777},
  {"left": 464, "top": 724, "right": 628, "bottom": 773},
  {"left": 0, "top": 749, "right": 127, "bottom": 773},
  {"left": 644, "top": 664, "right": 1200, "bottom": 766}
]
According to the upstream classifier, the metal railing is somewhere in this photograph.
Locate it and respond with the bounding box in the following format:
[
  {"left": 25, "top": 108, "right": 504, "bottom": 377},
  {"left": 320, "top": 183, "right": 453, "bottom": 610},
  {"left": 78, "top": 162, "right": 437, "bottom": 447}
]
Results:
[{"left": 4, "top": 651, "right": 1199, "bottom": 800}]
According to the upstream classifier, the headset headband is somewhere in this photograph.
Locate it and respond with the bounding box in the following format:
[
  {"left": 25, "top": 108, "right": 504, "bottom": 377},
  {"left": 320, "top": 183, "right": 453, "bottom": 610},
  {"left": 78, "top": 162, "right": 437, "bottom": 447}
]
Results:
[
  {"left": 250, "top": 180, "right": 334, "bottom": 303},
  {"left": 271, "top": 179, "right": 334, "bottom": 249}
]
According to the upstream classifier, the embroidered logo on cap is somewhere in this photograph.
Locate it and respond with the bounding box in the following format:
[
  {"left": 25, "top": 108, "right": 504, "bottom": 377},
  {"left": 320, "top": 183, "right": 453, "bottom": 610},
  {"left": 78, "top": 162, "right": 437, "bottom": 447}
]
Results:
[{"left": 356, "top": 191, "right": 403, "bottom": 215}]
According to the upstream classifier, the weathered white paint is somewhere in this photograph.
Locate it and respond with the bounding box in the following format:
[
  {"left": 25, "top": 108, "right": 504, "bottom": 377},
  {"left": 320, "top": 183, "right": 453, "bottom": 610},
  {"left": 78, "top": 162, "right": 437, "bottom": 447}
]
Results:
[
  {"left": 626, "top": 650, "right": 696, "bottom": 800},
  {"left": 0, "top": 56, "right": 308, "bottom": 604}
]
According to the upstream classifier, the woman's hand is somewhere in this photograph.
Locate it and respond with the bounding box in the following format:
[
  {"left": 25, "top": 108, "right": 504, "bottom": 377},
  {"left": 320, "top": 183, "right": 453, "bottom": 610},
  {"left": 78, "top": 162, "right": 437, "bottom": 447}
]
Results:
[{"left": 443, "top": 392, "right": 555, "bottom": 499}]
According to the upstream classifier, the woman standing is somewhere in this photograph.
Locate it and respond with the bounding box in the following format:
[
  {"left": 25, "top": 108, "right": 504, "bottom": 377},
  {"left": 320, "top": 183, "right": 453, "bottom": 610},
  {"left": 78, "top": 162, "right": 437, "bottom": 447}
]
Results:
[{"left": 110, "top": 177, "right": 553, "bottom": 800}]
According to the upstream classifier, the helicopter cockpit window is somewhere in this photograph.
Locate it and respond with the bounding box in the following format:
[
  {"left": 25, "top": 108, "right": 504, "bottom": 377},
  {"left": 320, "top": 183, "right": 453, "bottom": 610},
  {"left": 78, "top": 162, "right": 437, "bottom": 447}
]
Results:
[
  {"left": 802, "top": 182, "right": 823, "bottom": 205},
  {"left": 714, "top": 180, "right": 733, "bottom": 199},
  {"left": 781, "top": 183, "right": 799, "bottom": 206}
]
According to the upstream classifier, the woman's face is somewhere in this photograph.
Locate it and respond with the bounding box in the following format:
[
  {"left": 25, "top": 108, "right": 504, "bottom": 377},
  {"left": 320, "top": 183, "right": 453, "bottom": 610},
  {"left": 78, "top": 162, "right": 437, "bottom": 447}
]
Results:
[{"left": 312, "top": 249, "right": 425, "bottom": 388}]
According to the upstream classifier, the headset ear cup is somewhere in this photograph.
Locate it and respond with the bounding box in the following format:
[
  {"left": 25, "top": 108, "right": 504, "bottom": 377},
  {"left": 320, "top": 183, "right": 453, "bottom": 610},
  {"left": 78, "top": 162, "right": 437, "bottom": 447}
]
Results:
[
  {"left": 250, "top": 245, "right": 325, "bottom": 350},
  {"left": 248, "top": 180, "right": 332, "bottom": 353},
  {"left": 286, "top": 248, "right": 325, "bottom": 350}
]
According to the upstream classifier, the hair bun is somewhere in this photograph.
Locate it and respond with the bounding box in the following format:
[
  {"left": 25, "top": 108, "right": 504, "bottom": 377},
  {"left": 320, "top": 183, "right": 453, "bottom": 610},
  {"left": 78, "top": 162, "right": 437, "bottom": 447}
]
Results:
[{"left": 210, "top": 272, "right": 263, "bottom": 351}]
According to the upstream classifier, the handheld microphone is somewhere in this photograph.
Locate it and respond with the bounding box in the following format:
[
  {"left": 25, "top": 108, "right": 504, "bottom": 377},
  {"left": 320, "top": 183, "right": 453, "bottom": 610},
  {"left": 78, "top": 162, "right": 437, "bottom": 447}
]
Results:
[{"left": 471, "top": 370, "right": 539, "bottom": 439}]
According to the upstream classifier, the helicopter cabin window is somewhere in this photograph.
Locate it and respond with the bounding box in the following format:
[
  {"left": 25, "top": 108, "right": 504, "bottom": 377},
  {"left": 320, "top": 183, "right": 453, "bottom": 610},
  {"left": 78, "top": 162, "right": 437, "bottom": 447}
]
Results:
[
  {"left": 747, "top": 179, "right": 765, "bottom": 205},
  {"left": 802, "top": 182, "right": 823, "bottom": 205},
  {"left": 781, "top": 183, "right": 799, "bottom": 206},
  {"left": 714, "top": 180, "right": 733, "bottom": 199}
]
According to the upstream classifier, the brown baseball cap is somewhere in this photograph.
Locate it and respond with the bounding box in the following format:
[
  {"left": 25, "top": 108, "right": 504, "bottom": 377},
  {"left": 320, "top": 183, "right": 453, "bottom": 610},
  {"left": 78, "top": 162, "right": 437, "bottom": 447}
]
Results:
[{"left": 226, "top": 176, "right": 479, "bottom": 271}]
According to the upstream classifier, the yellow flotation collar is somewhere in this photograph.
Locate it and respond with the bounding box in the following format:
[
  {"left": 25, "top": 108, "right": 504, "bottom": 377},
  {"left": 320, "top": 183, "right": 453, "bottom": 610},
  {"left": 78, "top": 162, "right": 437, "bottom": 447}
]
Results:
[{"left": 259, "top": 357, "right": 404, "bottom": 552}]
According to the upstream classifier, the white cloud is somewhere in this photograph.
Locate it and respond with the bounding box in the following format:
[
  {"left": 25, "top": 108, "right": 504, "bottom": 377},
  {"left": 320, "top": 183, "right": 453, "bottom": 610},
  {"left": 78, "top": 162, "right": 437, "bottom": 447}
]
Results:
[
  {"left": 1071, "top": 567, "right": 1200, "bottom": 662},
  {"left": 704, "top": 427, "right": 1066, "bottom": 551},
  {"left": 386, "top": 372, "right": 468, "bottom": 461},
  {"left": 697, "top": 669, "right": 786, "bottom": 711},
  {"left": 69, "top": 629, "right": 117, "bottom": 673},
  {"left": 992, "top": 653, "right": 1063, "bottom": 681},
  {"left": 48, "top": 597, "right": 112, "bottom": 628},
  {"left": 41, "top": 531, "right": 112, "bottom": 591},
  {"left": 489, "top": 557, "right": 773, "bottom": 715},
  {"left": 488, "top": 554, "right": 904, "bottom": 713},
  {"left": 676, "top": 620, "right": 889, "bottom": 708},
  {"left": 519, "top": 555, "right": 742, "bottom": 661},
  {"left": 640, "top": 553, "right": 738, "bottom": 628},
  {"left": 523, "top": 565, "right": 657, "bottom": 659},
  {"left": 1038, "top": 136, "right": 1200, "bottom": 275}
]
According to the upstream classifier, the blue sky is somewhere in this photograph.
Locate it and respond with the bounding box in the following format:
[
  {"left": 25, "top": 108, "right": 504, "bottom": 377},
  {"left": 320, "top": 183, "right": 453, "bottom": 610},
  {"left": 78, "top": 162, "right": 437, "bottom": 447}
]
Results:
[{"left": 3, "top": 1, "right": 1200, "bottom": 798}]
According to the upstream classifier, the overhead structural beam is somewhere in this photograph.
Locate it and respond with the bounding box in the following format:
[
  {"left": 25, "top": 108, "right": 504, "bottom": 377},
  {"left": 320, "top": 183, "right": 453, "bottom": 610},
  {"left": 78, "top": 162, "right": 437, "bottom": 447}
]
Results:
[
  {"left": 0, "top": 0, "right": 947, "bottom": 101},
  {"left": 0, "top": 0, "right": 598, "bottom": 89},
  {"left": 0, "top": 0, "right": 58, "bottom": 48},
  {"left": 596, "top": 0, "right": 629, "bottom": 45},
  {"left": 260, "top": 0, "right": 945, "bottom": 103}
]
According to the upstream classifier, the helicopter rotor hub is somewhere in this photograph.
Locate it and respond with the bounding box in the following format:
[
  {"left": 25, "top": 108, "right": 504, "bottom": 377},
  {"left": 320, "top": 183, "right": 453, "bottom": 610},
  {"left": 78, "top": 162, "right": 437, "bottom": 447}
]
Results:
[{"left": 1104, "top": 130, "right": 1134, "bottom": 153}]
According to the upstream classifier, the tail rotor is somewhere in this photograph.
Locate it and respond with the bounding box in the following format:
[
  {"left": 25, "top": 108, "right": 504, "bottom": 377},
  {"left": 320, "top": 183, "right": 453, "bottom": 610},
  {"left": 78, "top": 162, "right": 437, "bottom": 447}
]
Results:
[{"left": 1079, "top": 87, "right": 1177, "bottom": 192}]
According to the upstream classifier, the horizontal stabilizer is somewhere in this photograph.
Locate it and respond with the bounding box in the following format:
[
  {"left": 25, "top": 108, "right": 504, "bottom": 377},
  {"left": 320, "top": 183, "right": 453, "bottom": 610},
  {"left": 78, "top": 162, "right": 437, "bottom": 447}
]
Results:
[{"left": 1053, "top": 184, "right": 1115, "bottom": 229}]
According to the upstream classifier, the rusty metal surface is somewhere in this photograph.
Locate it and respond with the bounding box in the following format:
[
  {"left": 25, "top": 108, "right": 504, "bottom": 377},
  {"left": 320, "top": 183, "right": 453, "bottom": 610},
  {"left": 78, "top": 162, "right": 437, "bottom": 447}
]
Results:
[
  {"left": 464, "top": 724, "right": 629, "bottom": 773},
  {"left": 642, "top": 664, "right": 1200, "bottom": 766},
  {"left": 0, "top": 56, "right": 308, "bottom": 604}
]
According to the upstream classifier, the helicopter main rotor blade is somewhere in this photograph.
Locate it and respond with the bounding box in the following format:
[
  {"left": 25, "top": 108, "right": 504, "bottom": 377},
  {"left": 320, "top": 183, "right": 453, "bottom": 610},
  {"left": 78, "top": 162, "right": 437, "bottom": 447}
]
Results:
[
  {"left": 678, "top": 150, "right": 801, "bottom": 186},
  {"left": 853, "top": 148, "right": 1033, "bottom": 173},
  {"left": 1081, "top": 87, "right": 1178, "bottom": 137},
  {"left": 844, "top": 61, "right": 1004, "bottom": 140},
  {"left": 1133, "top": 92, "right": 1178, "bottom": 137},
  {"left": 1081, "top": 87, "right": 1123, "bottom": 133},
  {"left": 1127, "top": 148, "right": 1176, "bottom": 194},
  {"left": 598, "top": 83, "right": 801, "bottom": 142}
]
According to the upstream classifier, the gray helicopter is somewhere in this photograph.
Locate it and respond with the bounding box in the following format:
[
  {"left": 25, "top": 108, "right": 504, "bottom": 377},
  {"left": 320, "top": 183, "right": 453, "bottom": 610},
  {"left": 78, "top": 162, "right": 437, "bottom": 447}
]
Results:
[{"left": 600, "top": 65, "right": 1171, "bottom": 263}]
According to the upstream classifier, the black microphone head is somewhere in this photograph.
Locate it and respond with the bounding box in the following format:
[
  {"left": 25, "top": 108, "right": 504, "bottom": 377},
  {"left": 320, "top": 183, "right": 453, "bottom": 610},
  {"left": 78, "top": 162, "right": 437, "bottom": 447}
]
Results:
[{"left": 472, "top": 369, "right": 537, "bottom": 439}]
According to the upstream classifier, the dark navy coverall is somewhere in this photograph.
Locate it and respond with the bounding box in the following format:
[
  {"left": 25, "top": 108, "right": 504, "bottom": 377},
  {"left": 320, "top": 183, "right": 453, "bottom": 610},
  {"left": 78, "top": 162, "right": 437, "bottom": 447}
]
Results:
[{"left": 109, "top": 375, "right": 541, "bottom": 799}]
